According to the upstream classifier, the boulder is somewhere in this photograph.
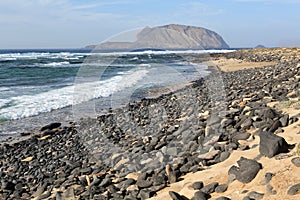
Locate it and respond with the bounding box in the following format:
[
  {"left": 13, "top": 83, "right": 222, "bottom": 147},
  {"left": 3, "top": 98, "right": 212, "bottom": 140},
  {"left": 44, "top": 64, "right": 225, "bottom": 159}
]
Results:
[
  {"left": 259, "top": 131, "right": 289, "bottom": 158},
  {"left": 228, "top": 157, "right": 261, "bottom": 183}
]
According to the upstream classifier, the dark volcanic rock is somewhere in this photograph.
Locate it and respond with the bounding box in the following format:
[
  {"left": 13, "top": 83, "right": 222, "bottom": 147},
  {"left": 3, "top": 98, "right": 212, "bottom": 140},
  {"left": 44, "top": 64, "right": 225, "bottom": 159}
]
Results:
[
  {"left": 219, "top": 151, "right": 230, "bottom": 162},
  {"left": 259, "top": 131, "right": 290, "bottom": 158},
  {"left": 279, "top": 114, "right": 289, "bottom": 127},
  {"left": 136, "top": 180, "right": 153, "bottom": 189},
  {"left": 216, "top": 197, "right": 231, "bottom": 200},
  {"left": 228, "top": 157, "right": 261, "bottom": 183},
  {"left": 169, "top": 191, "right": 189, "bottom": 200},
  {"left": 264, "top": 172, "right": 274, "bottom": 184},
  {"left": 192, "top": 181, "right": 204, "bottom": 190},
  {"left": 193, "top": 190, "right": 210, "bottom": 200},
  {"left": 166, "top": 165, "right": 178, "bottom": 184},
  {"left": 40, "top": 122, "right": 61, "bottom": 131},
  {"left": 138, "top": 189, "right": 156, "bottom": 199},
  {"left": 263, "top": 108, "right": 278, "bottom": 120},
  {"left": 232, "top": 132, "right": 251, "bottom": 142},
  {"left": 248, "top": 191, "right": 264, "bottom": 199},
  {"left": 291, "top": 157, "right": 300, "bottom": 167},
  {"left": 20, "top": 132, "right": 31, "bottom": 136},
  {"left": 266, "top": 184, "right": 277, "bottom": 195},
  {"left": 268, "top": 120, "right": 281, "bottom": 133},
  {"left": 200, "top": 182, "right": 218, "bottom": 194},
  {"left": 287, "top": 183, "right": 300, "bottom": 195},
  {"left": 215, "top": 184, "right": 228, "bottom": 193}
]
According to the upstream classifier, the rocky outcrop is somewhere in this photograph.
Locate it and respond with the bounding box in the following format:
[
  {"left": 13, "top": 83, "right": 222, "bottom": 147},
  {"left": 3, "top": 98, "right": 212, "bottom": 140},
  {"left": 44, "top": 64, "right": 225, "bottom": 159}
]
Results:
[{"left": 86, "top": 24, "right": 229, "bottom": 49}]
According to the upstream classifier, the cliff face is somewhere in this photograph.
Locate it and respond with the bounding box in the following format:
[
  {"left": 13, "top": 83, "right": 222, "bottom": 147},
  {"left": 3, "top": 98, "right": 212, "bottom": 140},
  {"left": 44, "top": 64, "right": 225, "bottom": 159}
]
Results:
[{"left": 86, "top": 24, "right": 229, "bottom": 49}]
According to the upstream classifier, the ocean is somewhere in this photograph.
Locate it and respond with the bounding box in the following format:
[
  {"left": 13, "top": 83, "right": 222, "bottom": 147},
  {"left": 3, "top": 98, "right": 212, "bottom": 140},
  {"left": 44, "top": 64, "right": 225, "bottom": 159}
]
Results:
[{"left": 0, "top": 48, "right": 234, "bottom": 138}]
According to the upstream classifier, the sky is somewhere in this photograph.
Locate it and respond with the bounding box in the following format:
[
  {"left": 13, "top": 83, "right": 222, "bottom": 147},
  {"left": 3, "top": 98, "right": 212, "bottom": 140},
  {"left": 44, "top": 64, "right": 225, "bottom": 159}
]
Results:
[{"left": 0, "top": 0, "right": 300, "bottom": 49}]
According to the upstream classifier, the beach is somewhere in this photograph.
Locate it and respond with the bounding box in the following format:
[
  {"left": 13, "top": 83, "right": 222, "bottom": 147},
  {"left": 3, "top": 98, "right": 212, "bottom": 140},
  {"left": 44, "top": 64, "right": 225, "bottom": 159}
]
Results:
[{"left": 1, "top": 48, "right": 300, "bottom": 200}]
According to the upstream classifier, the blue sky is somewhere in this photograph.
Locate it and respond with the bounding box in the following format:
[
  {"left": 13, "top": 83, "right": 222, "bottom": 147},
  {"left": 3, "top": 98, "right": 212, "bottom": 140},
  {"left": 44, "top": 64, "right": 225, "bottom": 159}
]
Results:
[{"left": 0, "top": 0, "right": 300, "bottom": 48}]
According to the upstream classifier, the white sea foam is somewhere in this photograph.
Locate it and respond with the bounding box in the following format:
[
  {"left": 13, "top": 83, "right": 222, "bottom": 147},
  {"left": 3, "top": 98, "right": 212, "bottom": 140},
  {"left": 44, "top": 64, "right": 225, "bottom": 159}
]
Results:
[
  {"left": 117, "top": 71, "right": 130, "bottom": 75},
  {"left": 0, "top": 69, "right": 149, "bottom": 119},
  {"left": 0, "top": 52, "right": 90, "bottom": 61},
  {"left": 138, "top": 64, "right": 151, "bottom": 67},
  {"left": 90, "top": 49, "right": 236, "bottom": 56},
  {"left": 129, "top": 56, "right": 139, "bottom": 61},
  {"left": 42, "top": 61, "right": 70, "bottom": 67},
  {"left": 0, "top": 87, "right": 10, "bottom": 92},
  {"left": 0, "top": 99, "right": 12, "bottom": 109},
  {"left": 0, "top": 57, "right": 17, "bottom": 61}
]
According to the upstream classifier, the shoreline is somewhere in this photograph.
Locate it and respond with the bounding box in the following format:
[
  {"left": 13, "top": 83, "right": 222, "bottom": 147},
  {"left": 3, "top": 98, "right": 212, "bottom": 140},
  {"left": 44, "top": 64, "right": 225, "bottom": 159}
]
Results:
[
  {"left": 0, "top": 79, "right": 201, "bottom": 143},
  {"left": 1, "top": 48, "right": 300, "bottom": 199},
  {"left": 0, "top": 57, "right": 213, "bottom": 144}
]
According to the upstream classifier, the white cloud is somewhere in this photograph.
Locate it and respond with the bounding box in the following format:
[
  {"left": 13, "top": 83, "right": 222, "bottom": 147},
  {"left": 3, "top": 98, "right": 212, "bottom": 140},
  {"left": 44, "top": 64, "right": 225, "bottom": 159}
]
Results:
[
  {"left": 0, "top": 0, "right": 134, "bottom": 48},
  {"left": 0, "top": 0, "right": 124, "bottom": 24}
]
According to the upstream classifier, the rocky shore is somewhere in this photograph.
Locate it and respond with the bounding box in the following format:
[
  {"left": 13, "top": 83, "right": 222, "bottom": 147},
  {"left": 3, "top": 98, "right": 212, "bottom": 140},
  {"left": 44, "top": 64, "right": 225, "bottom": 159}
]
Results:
[{"left": 1, "top": 48, "right": 300, "bottom": 200}]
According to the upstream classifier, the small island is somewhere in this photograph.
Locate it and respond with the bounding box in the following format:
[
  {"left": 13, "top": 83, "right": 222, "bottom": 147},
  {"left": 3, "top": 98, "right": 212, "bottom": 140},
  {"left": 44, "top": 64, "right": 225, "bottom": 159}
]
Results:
[{"left": 85, "top": 24, "right": 230, "bottom": 50}]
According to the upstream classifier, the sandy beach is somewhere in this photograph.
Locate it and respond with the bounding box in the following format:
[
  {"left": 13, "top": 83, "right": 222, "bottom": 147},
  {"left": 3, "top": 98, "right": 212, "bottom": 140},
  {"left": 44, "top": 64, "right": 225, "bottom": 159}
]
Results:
[{"left": 1, "top": 48, "right": 300, "bottom": 200}]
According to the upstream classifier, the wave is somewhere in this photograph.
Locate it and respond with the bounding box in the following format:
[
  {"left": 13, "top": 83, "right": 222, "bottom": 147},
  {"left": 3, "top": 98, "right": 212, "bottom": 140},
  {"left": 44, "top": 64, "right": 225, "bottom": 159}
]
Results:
[
  {"left": 0, "top": 69, "right": 149, "bottom": 119},
  {"left": 89, "top": 49, "right": 236, "bottom": 56},
  {"left": 0, "top": 57, "right": 17, "bottom": 62},
  {"left": 129, "top": 56, "right": 139, "bottom": 61},
  {"left": 138, "top": 64, "right": 151, "bottom": 67},
  {"left": 0, "top": 99, "right": 11, "bottom": 109},
  {"left": 0, "top": 52, "right": 90, "bottom": 61},
  {"left": 0, "top": 87, "right": 10, "bottom": 92},
  {"left": 42, "top": 61, "right": 70, "bottom": 67}
]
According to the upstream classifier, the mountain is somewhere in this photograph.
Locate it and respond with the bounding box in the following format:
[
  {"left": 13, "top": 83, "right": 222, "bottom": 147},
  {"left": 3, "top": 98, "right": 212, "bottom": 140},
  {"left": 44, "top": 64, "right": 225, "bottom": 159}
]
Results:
[
  {"left": 254, "top": 45, "right": 266, "bottom": 48},
  {"left": 85, "top": 24, "right": 229, "bottom": 49}
]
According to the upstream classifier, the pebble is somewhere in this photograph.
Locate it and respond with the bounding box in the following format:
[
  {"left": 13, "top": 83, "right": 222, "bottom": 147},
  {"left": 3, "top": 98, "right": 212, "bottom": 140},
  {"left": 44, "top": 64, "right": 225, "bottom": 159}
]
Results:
[
  {"left": 193, "top": 192, "right": 211, "bottom": 200},
  {"left": 248, "top": 191, "right": 264, "bottom": 199},
  {"left": 200, "top": 182, "right": 218, "bottom": 194},
  {"left": 264, "top": 172, "right": 274, "bottom": 184},
  {"left": 20, "top": 132, "right": 31, "bottom": 136},
  {"left": 266, "top": 184, "right": 277, "bottom": 195},
  {"left": 32, "top": 183, "right": 48, "bottom": 198},
  {"left": 99, "top": 177, "right": 112, "bottom": 187},
  {"left": 215, "top": 184, "right": 228, "bottom": 193},
  {"left": 198, "top": 150, "right": 220, "bottom": 160},
  {"left": 136, "top": 180, "right": 153, "bottom": 189},
  {"left": 219, "top": 151, "right": 230, "bottom": 162},
  {"left": 287, "top": 183, "right": 300, "bottom": 195},
  {"left": 216, "top": 197, "right": 231, "bottom": 200},
  {"left": 40, "top": 122, "right": 61, "bottom": 131},
  {"left": 291, "top": 157, "right": 300, "bottom": 167},
  {"left": 138, "top": 189, "right": 156, "bottom": 199},
  {"left": 193, "top": 191, "right": 210, "bottom": 200},
  {"left": 192, "top": 181, "right": 204, "bottom": 190},
  {"left": 169, "top": 191, "right": 188, "bottom": 200},
  {"left": 37, "top": 191, "right": 51, "bottom": 200},
  {"left": 166, "top": 165, "right": 178, "bottom": 184}
]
